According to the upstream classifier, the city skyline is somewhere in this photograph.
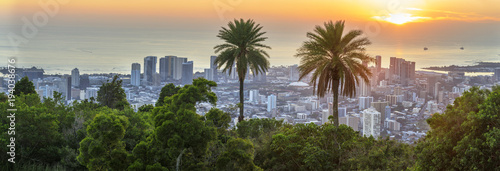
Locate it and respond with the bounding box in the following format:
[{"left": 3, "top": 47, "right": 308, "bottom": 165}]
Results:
[{"left": 2, "top": 1, "right": 500, "bottom": 169}]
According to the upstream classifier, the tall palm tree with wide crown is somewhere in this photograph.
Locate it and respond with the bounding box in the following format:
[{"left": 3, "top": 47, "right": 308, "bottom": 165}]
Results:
[
  {"left": 214, "top": 19, "right": 271, "bottom": 123},
  {"left": 296, "top": 20, "right": 373, "bottom": 127}
]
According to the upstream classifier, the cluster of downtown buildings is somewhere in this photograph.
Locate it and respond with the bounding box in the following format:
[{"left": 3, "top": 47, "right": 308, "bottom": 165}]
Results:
[
  {"left": 3, "top": 55, "right": 500, "bottom": 143},
  {"left": 132, "top": 56, "right": 202, "bottom": 86}
]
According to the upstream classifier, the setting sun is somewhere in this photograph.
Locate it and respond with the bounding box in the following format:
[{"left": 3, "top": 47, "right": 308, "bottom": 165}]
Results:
[{"left": 373, "top": 13, "right": 430, "bottom": 25}]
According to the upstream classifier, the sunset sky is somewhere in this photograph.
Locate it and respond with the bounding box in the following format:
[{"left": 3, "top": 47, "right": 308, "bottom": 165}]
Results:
[{"left": 1, "top": 0, "right": 499, "bottom": 74}]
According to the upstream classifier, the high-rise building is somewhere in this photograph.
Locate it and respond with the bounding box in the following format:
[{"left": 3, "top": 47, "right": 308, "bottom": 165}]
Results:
[
  {"left": 385, "top": 106, "right": 391, "bottom": 119},
  {"left": 376, "top": 55, "right": 381, "bottom": 73},
  {"left": 253, "top": 70, "right": 267, "bottom": 83},
  {"left": 384, "top": 119, "right": 401, "bottom": 131},
  {"left": 175, "top": 57, "right": 187, "bottom": 80},
  {"left": 204, "top": 68, "right": 213, "bottom": 81},
  {"left": 66, "top": 76, "right": 72, "bottom": 100},
  {"left": 144, "top": 56, "right": 157, "bottom": 83},
  {"left": 386, "top": 95, "right": 403, "bottom": 105},
  {"left": 340, "top": 115, "right": 360, "bottom": 131},
  {"left": 324, "top": 102, "right": 345, "bottom": 123},
  {"left": 338, "top": 107, "right": 347, "bottom": 118},
  {"left": 210, "top": 56, "right": 218, "bottom": 82},
  {"left": 289, "top": 64, "right": 299, "bottom": 81},
  {"left": 358, "top": 78, "right": 371, "bottom": 97},
  {"left": 181, "top": 61, "right": 193, "bottom": 85},
  {"left": 230, "top": 64, "right": 237, "bottom": 80},
  {"left": 322, "top": 109, "right": 329, "bottom": 124},
  {"left": 434, "top": 82, "right": 441, "bottom": 100},
  {"left": 389, "top": 57, "right": 396, "bottom": 79},
  {"left": 80, "top": 75, "right": 90, "bottom": 90},
  {"left": 71, "top": 68, "right": 80, "bottom": 87},
  {"left": 159, "top": 57, "right": 168, "bottom": 81},
  {"left": 39, "top": 85, "right": 54, "bottom": 99},
  {"left": 394, "top": 86, "right": 402, "bottom": 95},
  {"left": 362, "top": 107, "right": 381, "bottom": 138},
  {"left": 166, "top": 56, "right": 177, "bottom": 79},
  {"left": 267, "top": 94, "right": 277, "bottom": 112},
  {"left": 153, "top": 73, "right": 161, "bottom": 86},
  {"left": 427, "top": 76, "right": 439, "bottom": 98},
  {"left": 409, "top": 61, "right": 416, "bottom": 82},
  {"left": 85, "top": 87, "right": 99, "bottom": 100},
  {"left": 131, "top": 63, "right": 141, "bottom": 86},
  {"left": 249, "top": 90, "right": 259, "bottom": 103},
  {"left": 389, "top": 57, "right": 415, "bottom": 85},
  {"left": 371, "top": 101, "right": 389, "bottom": 128},
  {"left": 359, "top": 96, "right": 373, "bottom": 110}
]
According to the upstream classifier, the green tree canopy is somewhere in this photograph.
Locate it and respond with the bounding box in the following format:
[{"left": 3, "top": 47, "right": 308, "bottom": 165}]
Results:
[
  {"left": 77, "top": 112, "right": 130, "bottom": 170},
  {"left": 216, "top": 138, "right": 262, "bottom": 171},
  {"left": 97, "top": 75, "right": 129, "bottom": 110},
  {"left": 415, "top": 86, "right": 500, "bottom": 170},
  {"left": 0, "top": 94, "right": 64, "bottom": 166},
  {"left": 155, "top": 83, "right": 180, "bottom": 107},
  {"left": 130, "top": 78, "right": 218, "bottom": 170},
  {"left": 14, "top": 76, "right": 37, "bottom": 96}
]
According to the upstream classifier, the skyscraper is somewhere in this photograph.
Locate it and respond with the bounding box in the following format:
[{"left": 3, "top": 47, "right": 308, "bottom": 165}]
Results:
[
  {"left": 389, "top": 57, "right": 415, "bottom": 85},
  {"left": 131, "top": 63, "right": 141, "bottom": 86},
  {"left": 385, "top": 105, "right": 391, "bottom": 120},
  {"left": 338, "top": 107, "right": 347, "bottom": 118},
  {"left": 339, "top": 115, "right": 360, "bottom": 131},
  {"left": 230, "top": 64, "right": 237, "bottom": 80},
  {"left": 181, "top": 61, "right": 193, "bottom": 85},
  {"left": 66, "top": 76, "right": 72, "bottom": 100},
  {"left": 166, "top": 56, "right": 177, "bottom": 79},
  {"left": 79, "top": 75, "right": 90, "bottom": 90},
  {"left": 253, "top": 70, "right": 267, "bottom": 83},
  {"left": 325, "top": 102, "right": 345, "bottom": 123},
  {"left": 371, "top": 101, "right": 389, "bottom": 128},
  {"left": 210, "top": 56, "right": 218, "bottom": 82},
  {"left": 267, "top": 94, "right": 277, "bottom": 112},
  {"left": 289, "top": 64, "right": 299, "bottom": 81},
  {"left": 362, "top": 107, "right": 381, "bottom": 138},
  {"left": 249, "top": 90, "right": 259, "bottom": 103},
  {"left": 376, "top": 55, "right": 381, "bottom": 73},
  {"left": 71, "top": 68, "right": 80, "bottom": 87},
  {"left": 175, "top": 57, "right": 187, "bottom": 80},
  {"left": 389, "top": 57, "right": 396, "bottom": 77},
  {"left": 144, "top": 56, "right": 157, "bottom": 84},
  {"left": 358, "top": 78, "right": 371, "bottom": 97},
  {"left": 204, "top": 68, "right": 213, "bottom": 81},
  {"left": 159, "top": 57, "right": 168, "bottom": 82},
  {"left": 359, "top": 96, "right": 373, "bottom": 110}
]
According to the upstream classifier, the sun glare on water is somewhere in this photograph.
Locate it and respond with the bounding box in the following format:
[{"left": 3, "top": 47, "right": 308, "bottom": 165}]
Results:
[{"left": 373, "top": 13, "right": 430, "bottom": 25}]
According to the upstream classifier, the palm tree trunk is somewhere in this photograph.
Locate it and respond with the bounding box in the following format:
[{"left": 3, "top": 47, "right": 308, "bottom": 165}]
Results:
[
  {"left": 238, "top": 77, "right": 245, "bottom": 123},
  {"left": 332, "top": 80, "right": 339, "bottom": 127}
]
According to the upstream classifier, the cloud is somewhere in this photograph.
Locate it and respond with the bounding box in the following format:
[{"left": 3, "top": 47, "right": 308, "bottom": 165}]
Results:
[
  {"left": 373, "top": 7, "right": 500, "bottom": 24},
  {"left": 405, "top": 8, "right": 500, "bottom": 22}
]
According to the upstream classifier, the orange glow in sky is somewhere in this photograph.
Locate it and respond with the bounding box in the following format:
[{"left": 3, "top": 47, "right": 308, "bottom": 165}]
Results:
[
  {"left": 4, "top": 0, "right": 500, "bottom": 25},
  {"left": 373, "top": 13, "right": 431, "bottom": 25}
]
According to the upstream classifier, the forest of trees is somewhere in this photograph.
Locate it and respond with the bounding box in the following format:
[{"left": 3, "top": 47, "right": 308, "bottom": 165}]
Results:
[{"left": 1, "top": 77, "right": 500, "bottom": 170}]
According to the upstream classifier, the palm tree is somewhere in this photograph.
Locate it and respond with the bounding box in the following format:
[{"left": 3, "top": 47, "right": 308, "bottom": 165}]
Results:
[
  {"left": 296, "top": 20, "right": 373, "bottom": 127},
  {"left": 214, "top": 19, "right": 271, "bottom": 122}
]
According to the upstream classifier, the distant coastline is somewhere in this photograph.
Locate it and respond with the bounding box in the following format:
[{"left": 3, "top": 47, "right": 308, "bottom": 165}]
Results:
[{"left": 423, "top": 62, "right": 500, "bottom": 73}]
